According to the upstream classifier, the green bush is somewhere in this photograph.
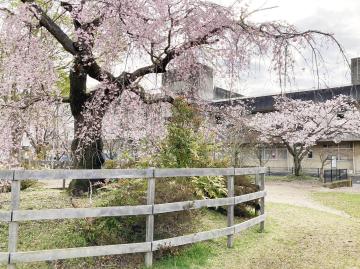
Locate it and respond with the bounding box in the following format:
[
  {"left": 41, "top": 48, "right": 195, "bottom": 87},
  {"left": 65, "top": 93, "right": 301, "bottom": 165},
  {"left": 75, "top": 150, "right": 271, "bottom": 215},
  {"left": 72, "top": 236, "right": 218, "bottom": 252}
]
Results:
[
  {"left": 80, "top": 178, "right": 196, "bottom": 246},
  {"left": 79, "top": 179, "right": 147, "bottom": 245},
  {"left": 21, "top": 179, "right": 39, "bottom": 190},
  {"left": 233, "top": 175, "right": 260, "bottom": 217},
  {"left": 103, "top": 160, "right": 118, "bottom": 169},
  {"left": 155, "top": 98, "right": 230, "bottom": 200},
  {"left": 0, "top": 179, "right": 38, "bottom": 193},
  {"left": 190, "top": 176, "right": 227, "bottom": 199}
]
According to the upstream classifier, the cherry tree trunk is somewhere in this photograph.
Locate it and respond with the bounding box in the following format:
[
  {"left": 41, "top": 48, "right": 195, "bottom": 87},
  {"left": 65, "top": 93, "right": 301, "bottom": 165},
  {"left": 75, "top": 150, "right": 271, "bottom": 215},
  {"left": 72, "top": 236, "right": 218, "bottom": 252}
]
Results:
[
  {"left": 293, "top": 157, "right": 302, "bottom": 176},
  {"left": 68, "top": 116, "right": 105, "bottom": 195},
  {"left": 68, "top": 66, "right": 105, "bottom": 195}
]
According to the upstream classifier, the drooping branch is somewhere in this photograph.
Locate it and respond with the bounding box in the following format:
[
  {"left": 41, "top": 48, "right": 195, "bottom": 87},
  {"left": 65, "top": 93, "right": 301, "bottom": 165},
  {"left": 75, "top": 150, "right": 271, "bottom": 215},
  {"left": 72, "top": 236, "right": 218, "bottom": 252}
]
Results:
[
  {"left": 0, "top": 7, "right": 15, "bottom": 16},
  {"left": 21, "top": 0, "right": 77, "bottom": 55}
]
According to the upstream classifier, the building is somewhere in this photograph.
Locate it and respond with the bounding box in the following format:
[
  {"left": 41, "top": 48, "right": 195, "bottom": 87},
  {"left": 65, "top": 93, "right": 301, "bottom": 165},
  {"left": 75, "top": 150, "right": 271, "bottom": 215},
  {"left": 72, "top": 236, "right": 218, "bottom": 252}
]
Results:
[
  {"left": 162, "top": 64, "right": 243, "bottom": 101},
  {"left": 213, "top": 57, "right": 360, "bottom": 176},
  {"left": 162, "top": 59, "right": 360, "bottom": 177}
]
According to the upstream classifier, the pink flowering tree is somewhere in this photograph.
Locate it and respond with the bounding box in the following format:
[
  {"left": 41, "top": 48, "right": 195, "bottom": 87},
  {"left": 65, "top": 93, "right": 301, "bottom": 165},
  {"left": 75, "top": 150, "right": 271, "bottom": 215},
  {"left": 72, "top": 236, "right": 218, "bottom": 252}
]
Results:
[
  {"left": 0, "top": 108, "right": 21, "bottom": 168},
  {"left": 203, "top": 103, "right": 251, "bottom": 166},
  {"left": 23, "top": 103, "right": 73, "bottom": 161},
  {"left": 102, "top": 90, "right": 170, "bottom": 162},
  {"left": 0, "top": 0, "right": 345, "bottom": 191},
  {"left": 249, "top": 95, "right": 360, "bottom": 176}
]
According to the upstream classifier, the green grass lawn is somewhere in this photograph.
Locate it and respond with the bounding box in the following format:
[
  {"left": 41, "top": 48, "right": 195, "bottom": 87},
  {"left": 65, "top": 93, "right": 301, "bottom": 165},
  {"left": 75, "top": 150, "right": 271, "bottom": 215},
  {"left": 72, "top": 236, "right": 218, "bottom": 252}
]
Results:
[
  {"left": 312, "top": 192, "right": 360, "bottom": 218},
  {"left": 152, "top": 203, "right": 360, "bottom": 269},
  {"left": 0, "top": 187, "right": 360, "bottom": 269}
]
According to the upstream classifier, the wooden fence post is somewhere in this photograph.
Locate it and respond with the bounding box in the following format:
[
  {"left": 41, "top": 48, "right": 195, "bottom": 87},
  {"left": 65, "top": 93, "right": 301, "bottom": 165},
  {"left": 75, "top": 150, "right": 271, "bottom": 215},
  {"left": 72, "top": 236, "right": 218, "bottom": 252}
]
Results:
[
  {"left": 145, "top": 168, "right": 155, "bottom": 267},
  {"left": 255, "top": 172, "right": 260, "bottom": 216},
  {"left": 8, "top": 172, "right": 20, "bottom": 269},
  {"left": 259, "top": 172, "right": 265, "bottom": 232},
  {"left": 227, "top": 173, "right": 234, "bottom": 248}
]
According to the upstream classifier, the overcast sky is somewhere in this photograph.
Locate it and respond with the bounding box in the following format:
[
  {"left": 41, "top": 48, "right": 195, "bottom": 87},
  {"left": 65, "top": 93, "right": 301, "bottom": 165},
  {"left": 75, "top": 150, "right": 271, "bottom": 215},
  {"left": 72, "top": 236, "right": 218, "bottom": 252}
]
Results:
[{"left": 212, "top": 0, "right": 360, "bottom": 96}]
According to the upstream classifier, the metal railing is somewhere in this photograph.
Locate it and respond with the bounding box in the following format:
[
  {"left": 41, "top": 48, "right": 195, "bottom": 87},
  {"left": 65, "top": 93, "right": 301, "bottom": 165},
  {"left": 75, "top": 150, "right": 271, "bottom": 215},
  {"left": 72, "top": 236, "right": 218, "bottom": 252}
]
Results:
[
  {"left": 323, "top": 169, "right": 348, "bottom": 182},
  {"left": 0, "top": 167, "right": 266, "bottom": 268}
]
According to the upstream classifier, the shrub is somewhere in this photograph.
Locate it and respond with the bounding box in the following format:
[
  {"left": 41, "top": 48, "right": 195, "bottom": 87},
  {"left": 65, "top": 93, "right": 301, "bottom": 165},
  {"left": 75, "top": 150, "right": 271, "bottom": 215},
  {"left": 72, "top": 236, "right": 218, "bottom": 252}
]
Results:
[
  {"left": 79, "top": 179, "right": 147, "bottom": 245},
  {"left": 0, "top": 180, "right": 11, "bottom": 193},
  {"left": 233, "top": 175, "right": 260, "bottom": 217},
  {"left": 21, "top": 179, "right": 39, "bottom": 190},
  {"left": 79, "top": 178, "right": 197, "bottom": 247},
  {"left": 0, "top": 179, "right": 38, "bottom": 193},
  {"left": 103, "top": 160, "right": 118, "bottom": 169},
  {"left": 190, "top": 176, "right": 227, "bottom": 199}
]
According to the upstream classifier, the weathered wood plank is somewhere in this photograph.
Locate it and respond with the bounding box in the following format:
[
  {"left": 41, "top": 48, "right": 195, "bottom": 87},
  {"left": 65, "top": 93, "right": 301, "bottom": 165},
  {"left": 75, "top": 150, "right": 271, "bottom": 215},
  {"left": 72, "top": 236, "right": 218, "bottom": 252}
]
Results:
[
  {"left": 0, "top": 252, "right": 8, "bottom": 264},
  {"left": 255, "top": 173, "right": 260, "bottom": 216},
  {"left": 234, "top": 167, "right": 267, "bottom": 176},
  {"left": 7, "top": 167, "right": 267, "bottom": 181},
  {"left": 0, "top": 170, "right": 13, "bottom": 180},
  {"left": 0, "top": 211, "right": 11, "bottom": 222},
  {"left": 234, "top": 191, "right": 266, "bottom": 204},
  {"left": 234, "top": 214, "right": 266, "bottom": 234},
  {"left": 153, "top": 226, "right": 234, "bottom": 250},
  {"left": 145, "top": 176, "right": 155, "bottom": 267},
  {"left": 14, "top": 169, "right": 153, "bottom": 181},
  {"left": 8, "top": 180, "right": 20, "bottom": 269},
  {"left": 227, "top": 175, "right": 234, "bottom": 248},
  {"left": 154, "top": 197, "right": 234, "bottom": 214},
  {"left": 154, "top": 168, "right": 234, "bottom": 178},
  {"left": 11, "top": 191, "right": 265, "bottom": 222},
  {"left": 259, "top": 173, "right": 265, "bottom": 232},
  {"left": 13, "top": 205, "right": 153, "bottom": 222},
  {"left": 10, "top": 242, "right": 152, "bottom": 263}
]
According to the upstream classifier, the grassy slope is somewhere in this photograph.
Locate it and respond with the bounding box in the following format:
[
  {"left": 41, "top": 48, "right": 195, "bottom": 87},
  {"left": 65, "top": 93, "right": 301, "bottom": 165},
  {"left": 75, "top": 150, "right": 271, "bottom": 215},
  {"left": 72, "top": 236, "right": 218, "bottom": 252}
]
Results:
[
  {"left": 0, "top": 188, "right": 130, "bottom": 269},
  {"left": 153, "top": 203, "right": 360, "bottom": 269},
  {"left": 0, "top": 188, "right": 359, "bottom": 269},
  {"left": 312, "top": 192, "right": 360, "bottom": 218}
]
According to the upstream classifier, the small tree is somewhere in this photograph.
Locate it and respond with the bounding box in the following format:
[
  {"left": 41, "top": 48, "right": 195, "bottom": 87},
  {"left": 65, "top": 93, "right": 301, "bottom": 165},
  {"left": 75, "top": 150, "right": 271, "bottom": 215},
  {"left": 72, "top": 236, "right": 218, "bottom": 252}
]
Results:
[
  {"left": 250, "top": 96, "right": 360, "bottom": 176},
  {"left": 204, "top": 103, "right": 249, "bottom": 167},
  {"left": 318, "top": 146, "right": 339, "bottom": 182},
  {"left": 158, "top": 98, "right": 213, "bottom": 168},
  {"left": 250, "top": 141, "right": 273, "bottom": 167}
]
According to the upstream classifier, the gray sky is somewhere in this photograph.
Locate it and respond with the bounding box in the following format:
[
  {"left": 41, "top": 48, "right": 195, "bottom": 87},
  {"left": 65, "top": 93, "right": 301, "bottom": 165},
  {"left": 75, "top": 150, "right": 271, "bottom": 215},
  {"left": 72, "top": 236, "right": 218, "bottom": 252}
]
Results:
[{"left": 213, "top": 0, "right": 360, "bottom": 96}]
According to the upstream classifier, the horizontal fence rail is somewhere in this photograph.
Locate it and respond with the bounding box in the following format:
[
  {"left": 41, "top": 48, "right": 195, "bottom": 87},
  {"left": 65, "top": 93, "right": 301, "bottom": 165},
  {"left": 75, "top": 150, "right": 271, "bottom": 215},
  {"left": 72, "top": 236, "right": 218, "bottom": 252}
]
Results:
[{"left": 0, "top": 167, "right": 266, "bottom": 268}]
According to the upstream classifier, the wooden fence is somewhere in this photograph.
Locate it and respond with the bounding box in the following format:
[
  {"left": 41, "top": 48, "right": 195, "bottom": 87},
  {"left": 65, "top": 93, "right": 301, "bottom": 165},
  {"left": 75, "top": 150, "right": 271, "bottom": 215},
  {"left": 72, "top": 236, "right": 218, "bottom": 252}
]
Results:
[{"left": 0, "top": 167, "right": 266, "bottom": 268}]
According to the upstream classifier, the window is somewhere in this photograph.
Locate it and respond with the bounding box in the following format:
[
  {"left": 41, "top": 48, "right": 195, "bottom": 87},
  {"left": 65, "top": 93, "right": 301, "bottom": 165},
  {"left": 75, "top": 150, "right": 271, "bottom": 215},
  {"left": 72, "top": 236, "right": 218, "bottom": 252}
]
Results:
[
  {"left": 277, "top": 148, "right": 287, "bottom": 159},
  {"left": 262, "top": 148, "right": 287, "bottom": 160},
  {"left": 307, "top": 151, "right": 313, "bottom": 159}
]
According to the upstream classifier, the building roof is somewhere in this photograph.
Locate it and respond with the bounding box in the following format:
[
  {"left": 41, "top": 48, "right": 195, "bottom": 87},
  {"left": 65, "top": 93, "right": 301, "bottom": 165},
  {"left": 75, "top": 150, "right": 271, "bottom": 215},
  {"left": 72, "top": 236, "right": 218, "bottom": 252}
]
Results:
[{"left": 212, "top": 84, "right": 360, "bottom": 113}]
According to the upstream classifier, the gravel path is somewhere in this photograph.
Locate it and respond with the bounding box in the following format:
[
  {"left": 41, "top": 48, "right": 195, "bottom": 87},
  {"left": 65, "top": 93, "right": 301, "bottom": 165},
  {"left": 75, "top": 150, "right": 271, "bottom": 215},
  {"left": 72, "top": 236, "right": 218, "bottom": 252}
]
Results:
[{"left": 266, "top": 180, "right": 359, "bottom": 218}]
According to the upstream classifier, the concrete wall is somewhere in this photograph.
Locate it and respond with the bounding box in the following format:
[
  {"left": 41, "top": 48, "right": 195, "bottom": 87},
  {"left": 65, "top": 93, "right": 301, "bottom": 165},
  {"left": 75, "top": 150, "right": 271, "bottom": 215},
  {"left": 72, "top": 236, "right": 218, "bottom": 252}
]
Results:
[
  {"left": 162, "top": 64, "right": 214, "bottom": 101},
  {"left": 353, "top": 141, "right": 360, "bottom": 173}
]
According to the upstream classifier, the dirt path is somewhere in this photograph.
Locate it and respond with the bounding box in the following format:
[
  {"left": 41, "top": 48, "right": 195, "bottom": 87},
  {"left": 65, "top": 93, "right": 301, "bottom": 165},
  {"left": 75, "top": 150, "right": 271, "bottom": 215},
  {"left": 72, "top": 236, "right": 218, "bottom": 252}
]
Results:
[{"left": 266, "top": 180, "right": 358, "bottom": 218}]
